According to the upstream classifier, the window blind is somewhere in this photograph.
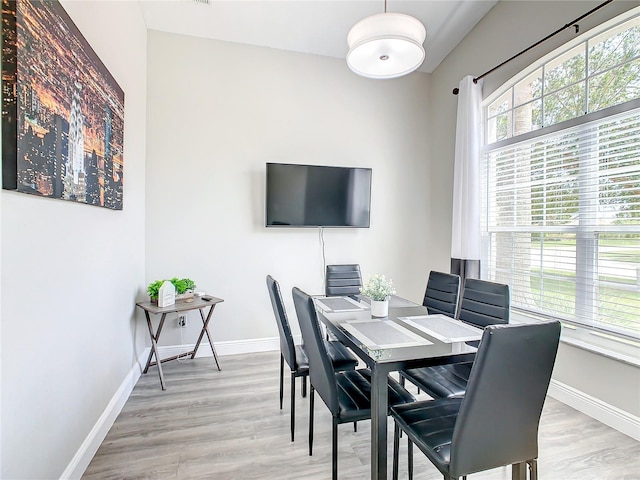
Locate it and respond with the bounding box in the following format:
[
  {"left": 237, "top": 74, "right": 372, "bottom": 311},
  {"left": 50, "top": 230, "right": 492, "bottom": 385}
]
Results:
[{"left": 482, "top": 108, "right": 640, "bottom": 338}]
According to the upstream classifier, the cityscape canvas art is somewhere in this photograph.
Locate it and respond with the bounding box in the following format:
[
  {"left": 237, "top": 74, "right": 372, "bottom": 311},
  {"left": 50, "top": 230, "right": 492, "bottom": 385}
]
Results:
[{"left": 2, "top": 0, "right": 125, "bottom": 210}]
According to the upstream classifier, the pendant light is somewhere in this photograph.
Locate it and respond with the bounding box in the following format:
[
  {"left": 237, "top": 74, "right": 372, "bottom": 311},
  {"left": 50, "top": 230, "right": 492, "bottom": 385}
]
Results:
[{"left": 346, "top": 0, "right": 426, "bottom": 79}]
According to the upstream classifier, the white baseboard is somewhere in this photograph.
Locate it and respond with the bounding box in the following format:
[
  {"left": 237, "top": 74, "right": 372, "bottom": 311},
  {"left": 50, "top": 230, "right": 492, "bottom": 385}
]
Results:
[
  {"left": 60, "top": 349, "right": 148, "bottom": 480},
  {"left": 548, "top": 379, "right": 640, "bottom": 441},
  {"left": 158, "top": 336, "right": 280, "bottom": 359},
  {"left": 66, "top": 340, "right": 639, "bottom": 479}
]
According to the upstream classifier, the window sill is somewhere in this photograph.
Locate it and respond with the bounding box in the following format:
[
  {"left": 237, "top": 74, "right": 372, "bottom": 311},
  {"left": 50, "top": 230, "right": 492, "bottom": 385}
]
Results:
[{"left": 510, "top": 311, "right": 640, "bottom": 368}]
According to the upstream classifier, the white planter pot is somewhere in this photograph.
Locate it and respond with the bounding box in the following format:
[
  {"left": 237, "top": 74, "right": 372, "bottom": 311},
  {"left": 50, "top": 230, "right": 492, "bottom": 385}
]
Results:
[{"left": 371, "top": 300, "right": 389, "bottom": 318}]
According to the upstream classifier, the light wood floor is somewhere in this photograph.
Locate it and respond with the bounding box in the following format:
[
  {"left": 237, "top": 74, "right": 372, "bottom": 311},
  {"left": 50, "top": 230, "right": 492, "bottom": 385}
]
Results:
[{"left": 83, "top": 351, "right": 640, "bottom": 479}]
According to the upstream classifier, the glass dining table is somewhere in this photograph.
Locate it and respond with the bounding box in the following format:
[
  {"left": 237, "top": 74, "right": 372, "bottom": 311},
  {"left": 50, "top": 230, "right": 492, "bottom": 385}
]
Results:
[{"left": 313, "top": 295, "right": 482, "bottom": 480}]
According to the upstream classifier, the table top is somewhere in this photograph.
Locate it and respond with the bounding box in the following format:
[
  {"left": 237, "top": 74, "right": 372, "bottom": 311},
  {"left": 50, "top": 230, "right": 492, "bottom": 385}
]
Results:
[
  {"left": 136, "top": 295, "right": 224, "bottom": 314},
  {"left": 315, "top": 295, "right": 480, "bottom": 365}
]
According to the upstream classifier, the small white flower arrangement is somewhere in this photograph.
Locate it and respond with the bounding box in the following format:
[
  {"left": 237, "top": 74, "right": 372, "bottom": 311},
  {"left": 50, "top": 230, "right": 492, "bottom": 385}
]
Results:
[{"left": 360, "top": 274, "right": 396, "bottom": 301}]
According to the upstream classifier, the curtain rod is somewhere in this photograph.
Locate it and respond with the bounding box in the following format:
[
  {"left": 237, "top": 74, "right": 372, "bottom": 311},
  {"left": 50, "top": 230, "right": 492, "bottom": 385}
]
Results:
[{"left": 452, "top": 0, "right": 614, "bottom": 95}]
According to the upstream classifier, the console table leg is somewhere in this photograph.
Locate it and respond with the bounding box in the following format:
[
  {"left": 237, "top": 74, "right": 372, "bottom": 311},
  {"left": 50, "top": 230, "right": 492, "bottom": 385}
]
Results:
[
  {"left": 137, "top": 297, "right": 225, "bottom": 390},
  {"left": 144, "top": 312, "right": 167, "bottom": 390},
  {"left": 194, "top": 305, "right": 221, "bottom": 370}
]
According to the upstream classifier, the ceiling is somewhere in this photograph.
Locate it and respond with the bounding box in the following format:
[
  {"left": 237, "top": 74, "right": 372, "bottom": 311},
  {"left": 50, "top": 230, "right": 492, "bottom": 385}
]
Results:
[{"left": 139, "top": 0, "right": 497, "bottom": 73}]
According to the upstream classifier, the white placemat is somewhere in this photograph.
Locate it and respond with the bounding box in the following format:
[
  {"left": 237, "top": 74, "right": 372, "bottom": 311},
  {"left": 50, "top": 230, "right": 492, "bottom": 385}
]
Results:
[
  {"left": 398, "top": 314, "right": 483, "bottom": 343},
  {"left": 342, "top": 319, "right": 433, "bottom": 349},
  {"left": 314, "top": 296, "right": 364, "bottom": 312}
]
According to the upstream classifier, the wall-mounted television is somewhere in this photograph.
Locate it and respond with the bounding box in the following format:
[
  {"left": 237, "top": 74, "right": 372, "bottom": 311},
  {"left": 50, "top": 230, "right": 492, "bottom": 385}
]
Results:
[{"left": 266, "top": 163, "right": 372, "bottom": 228}]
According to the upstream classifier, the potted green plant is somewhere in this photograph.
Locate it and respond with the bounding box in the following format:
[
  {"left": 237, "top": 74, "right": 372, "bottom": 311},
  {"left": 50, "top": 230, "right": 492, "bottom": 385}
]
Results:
[
  {"left": 147, "top": 277, "right": 196, "bottom": 303},
  {"left": 147, "top": 280, "right": 165, "bottom": 302},
  {"left": 360, "top": 274, "right": 396, "bottom": 317},
  {"left": 170, "top": 277, "right": 196, "bottom": 301}
]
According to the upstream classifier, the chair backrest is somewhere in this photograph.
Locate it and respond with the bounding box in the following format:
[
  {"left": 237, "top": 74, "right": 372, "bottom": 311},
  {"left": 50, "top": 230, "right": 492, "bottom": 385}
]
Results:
[
  {"left": 458, "top": 278, "right": 510, "bottom": 328},
  {"left": 325, "top": 264, "right": 363, "bottom": 297},
  {"left": 449, "top": 321, "right": 561, "bottom": 478},
  {"left": 292, "top": 287, "right": 339, "bottom": 414},
  {"left": 266, "top": 275, "right": 298, "bottom": 370},
  {"left": 423, "top": 271, "right": 461, "bottom": 317}
]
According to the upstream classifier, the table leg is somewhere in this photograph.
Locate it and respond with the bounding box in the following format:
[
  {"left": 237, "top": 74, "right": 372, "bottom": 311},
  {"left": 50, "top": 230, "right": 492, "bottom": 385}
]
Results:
[
  {"left": 512, "top": 462, "right": 527, "bottom": 480},
  {"left": 193, "top": 305, "right": 221, "bottom": 370},
  {"left": 143, "top": 312, "right": 167, "bottom": 390},
  {"left": 371, "top": 363, "right": 391, "bottom": 480}
]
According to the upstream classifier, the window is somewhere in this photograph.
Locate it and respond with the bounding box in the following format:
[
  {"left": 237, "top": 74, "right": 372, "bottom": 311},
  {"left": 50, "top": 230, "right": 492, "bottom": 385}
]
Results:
[
  {"left": 482, "top": 8, "right": 640, "bottom": 340},
  {"left": 487, "top": 14, "right": 640, "bottom": 143}
]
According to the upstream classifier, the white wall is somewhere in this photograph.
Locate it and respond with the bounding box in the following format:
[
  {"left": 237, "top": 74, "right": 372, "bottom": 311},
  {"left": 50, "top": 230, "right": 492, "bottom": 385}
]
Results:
[
  {"left": 3, "top": 2, "right": 636, "bottom": 477},
  {"left": 0, "top": 1, "right": 148, "bottom": 478},
  {"left": 429, "top": 0, "right": 640, "bottom": 420},
  {"left": 145, "top": 30, "right": 431, "bottom": 347}
]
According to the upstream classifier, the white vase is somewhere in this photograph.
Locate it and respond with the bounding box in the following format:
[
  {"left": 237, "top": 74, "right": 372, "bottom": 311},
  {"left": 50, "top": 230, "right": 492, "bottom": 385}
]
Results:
[{"left": 371, "top": 299, "right": 389, "bottom": 318}]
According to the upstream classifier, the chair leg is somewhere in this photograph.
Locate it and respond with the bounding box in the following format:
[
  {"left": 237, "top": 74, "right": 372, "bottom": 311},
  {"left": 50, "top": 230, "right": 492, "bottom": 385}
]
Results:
[
  {"left": 279, "top": 355, "right": 284, "bottom": 410},
  {"left": 395, "top": 382, "right": 402, "bottom": 438},
  {"left": 408, "top": 438, "right": 413, "bottom": 480},
  {"left": 302, "top": 375, "right": 307, "bottom": 397},
  {"left": 528, "top": 459, "right": 538, "bottom": 480},
  {"left": 309, "top": 386, "right": 315, "bottom": 456},
  {"left": 332, "top": 418, "right": 338, "bottom": 480},
  {"left": 290, "top": 372, "right": 296, "bottom": 442},
  {"left": 392, "top": 421, "right": 400, "bottom": 480},
  {"left": 353, "top": 422, "right": 357, "bottom": 432}
]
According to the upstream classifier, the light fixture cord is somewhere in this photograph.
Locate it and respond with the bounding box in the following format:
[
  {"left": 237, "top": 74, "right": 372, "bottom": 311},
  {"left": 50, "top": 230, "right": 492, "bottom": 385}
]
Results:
[{"left": 384, "top": 0, "right": 387, "bottom": 13}]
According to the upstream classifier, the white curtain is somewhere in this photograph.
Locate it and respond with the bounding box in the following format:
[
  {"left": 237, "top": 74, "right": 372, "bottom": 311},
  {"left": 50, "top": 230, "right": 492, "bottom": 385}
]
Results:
[{"left": 450, "top": 75, "right": 483, "bottom": 280}]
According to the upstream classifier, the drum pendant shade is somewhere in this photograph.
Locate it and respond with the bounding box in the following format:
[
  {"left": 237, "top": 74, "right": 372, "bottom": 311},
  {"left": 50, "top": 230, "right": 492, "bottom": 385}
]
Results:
[{"left": 347, "top": 13, "right": 426, "bottom": 79}]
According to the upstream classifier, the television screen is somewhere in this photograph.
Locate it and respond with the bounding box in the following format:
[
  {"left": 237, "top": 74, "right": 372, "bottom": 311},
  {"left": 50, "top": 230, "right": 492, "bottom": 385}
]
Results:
[{"left": 266, "top": 163, "right": 372, "bottom": 228}]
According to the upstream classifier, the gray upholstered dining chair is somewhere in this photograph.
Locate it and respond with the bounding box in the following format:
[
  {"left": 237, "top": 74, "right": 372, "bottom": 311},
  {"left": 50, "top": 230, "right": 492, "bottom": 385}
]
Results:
[
  {"left": 325, "top": 264, "right": 363, "bottom": 297},
  {"left": 401, "top": 278, "right": 510, "bottom": 399},
  {"left": 391, "top": 321, "right": 561, "bottom": 480},
  {"left": 422, "top": 271, "right": 461, "bottom": 317},
  {"left": 266, "top": 275, "right": 358, "bottom": 442},
  {"left": 292, "top": 286, "right": 415, "bottom": 480}
]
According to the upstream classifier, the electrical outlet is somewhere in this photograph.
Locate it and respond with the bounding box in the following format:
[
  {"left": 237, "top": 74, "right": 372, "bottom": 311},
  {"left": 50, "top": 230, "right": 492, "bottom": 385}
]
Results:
[{"left": 177, "top": 314, "right": 187, "bottom": 328}]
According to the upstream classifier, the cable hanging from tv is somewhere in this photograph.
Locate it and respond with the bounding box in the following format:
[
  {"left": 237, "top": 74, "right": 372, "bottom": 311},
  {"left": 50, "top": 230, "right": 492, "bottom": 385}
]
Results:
[{"left": 452, "top": 0, "right": 614, "bottom": 95}]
